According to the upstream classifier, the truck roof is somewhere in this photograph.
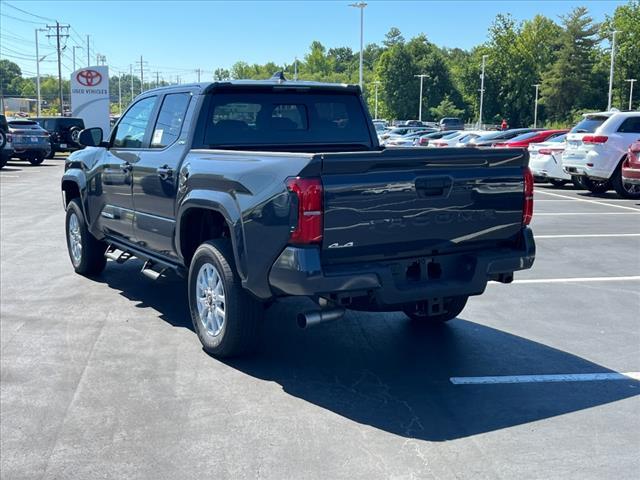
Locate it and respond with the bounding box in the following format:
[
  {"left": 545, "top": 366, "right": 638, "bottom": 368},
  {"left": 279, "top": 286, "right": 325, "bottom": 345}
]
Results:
[{"left": 143, "top": 79, "right": 362, "bottom": 96}]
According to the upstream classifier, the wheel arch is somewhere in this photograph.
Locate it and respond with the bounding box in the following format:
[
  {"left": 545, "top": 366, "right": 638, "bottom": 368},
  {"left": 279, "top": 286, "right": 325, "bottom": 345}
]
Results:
[{"left": 176, "top": 191, "right": 247, "bottom": 280}]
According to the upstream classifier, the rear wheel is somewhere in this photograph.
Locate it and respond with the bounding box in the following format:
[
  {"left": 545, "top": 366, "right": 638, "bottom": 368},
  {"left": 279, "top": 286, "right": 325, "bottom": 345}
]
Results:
[
  {"left": 46, "top": 147, "right": 56, "bottom": 159},
  {"left": 65, "top": 198, "right": 107, "bottom": 275},
  {"left": 188, "top": 240, "right": 262, "bottom": 357},
  {"left": 403, "top": 296, "right": 468, "bottom": 324},
  {"left": 0, "top": 155, "right": 7, "bottom": 169},
  {"left": 571, "top": 175, "right": 585, "bottom": 189},
  {"left": 549, "top": 179, "right": 567, "bottom": 187},
  {"left": 611, "top": 160, "right": 640, "bottom": 199},
  {"left": 28, "top": 154, "right": 45, "bottom": 166},
  {"left": 581, "top": 176, "right": 610, "bottom": 195}
]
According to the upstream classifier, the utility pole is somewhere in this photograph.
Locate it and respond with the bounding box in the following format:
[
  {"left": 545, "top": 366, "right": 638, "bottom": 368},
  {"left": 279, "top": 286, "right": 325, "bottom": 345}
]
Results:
[
  {"left": 130, "top": 64, "right": 134, "bottom": 101},
  {"left": 176, "top": 75, "right": 181, "bottom": 85},
  {"left": 373, "top": 80, "right": 380, "bottom": 119},
  {"left": 414, "top": 74, "right": 428, "bottom": 122},
  {"left": 155, "top": 71, "right": 160, "bottom": 89},
  {"left": 478, "top": 54, "right": 488, "bottom": 129},
  {"left": 35, "top": 28, "right": 46, "bottom": 117},
  {"left": 294, "top": 57, "right": 298, "bottom": 81},
  {"left": 137, "top": 55, "right": 147, "bottom": 93},
  {"left": 533, "top": 84, "right": 541, "bottom": 128},
  {"left": 195, "top": 69, "right": 201, "bottom": 82},
  {"left": 46, "top": 21, "right": 70, "bottom": 116},
  {"left": 86, "top": 35, "right": 90, "bottom": 66},
  {"left": 626, "top": 79, "right": 636, "bottom": 110},
  {"left": 349, "top": 2, "right": 367, "bottom": 90},
  {"left": 607, "top": 30, "right": 619, "bottom": 111},
  {"left": 118, "top": 72, "right": 122, "bottom": 114}
]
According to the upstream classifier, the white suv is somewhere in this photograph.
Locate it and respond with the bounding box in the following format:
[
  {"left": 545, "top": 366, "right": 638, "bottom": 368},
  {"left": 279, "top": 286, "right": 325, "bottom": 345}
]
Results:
[{"left": 563, "top": 111, "right": 640, "bottom": 198}]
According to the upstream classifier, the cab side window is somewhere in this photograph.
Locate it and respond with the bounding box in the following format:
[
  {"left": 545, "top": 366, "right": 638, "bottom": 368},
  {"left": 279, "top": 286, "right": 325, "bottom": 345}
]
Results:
[
  {"left": 150, "top": 93, "right": 191, "bottom": 148},
  {"left": 113, "top": 96, "right": 157, "bottom": 148}
]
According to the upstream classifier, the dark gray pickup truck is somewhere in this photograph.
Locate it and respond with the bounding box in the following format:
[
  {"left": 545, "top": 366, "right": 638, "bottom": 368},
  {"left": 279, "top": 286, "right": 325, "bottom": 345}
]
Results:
[{"left": 62, "top": 75, "right": 535, "bottom": 357}]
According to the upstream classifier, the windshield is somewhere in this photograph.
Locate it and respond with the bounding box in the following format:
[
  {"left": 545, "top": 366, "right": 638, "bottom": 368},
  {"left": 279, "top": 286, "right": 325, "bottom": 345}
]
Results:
[
  {"left": 475, "top": 130, "right": 507, "bottom": 141},
  {"left": 571, "top": 116, "right": 608, "bottom": 133}
]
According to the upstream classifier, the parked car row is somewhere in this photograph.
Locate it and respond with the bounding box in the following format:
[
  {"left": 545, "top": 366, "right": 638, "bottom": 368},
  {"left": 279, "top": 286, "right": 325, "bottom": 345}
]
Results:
[
  {"left": 377, "top": 110, "right": 640, "bottom": 199},
  {"left": 0, "top": 115, "right": 85, "bottom": 168}
]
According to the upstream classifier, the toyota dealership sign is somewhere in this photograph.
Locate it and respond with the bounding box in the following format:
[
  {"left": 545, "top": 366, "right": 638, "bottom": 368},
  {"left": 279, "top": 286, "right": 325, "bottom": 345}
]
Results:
[{"left": 70, "top": 66, "right": 110, "bottom": 135}]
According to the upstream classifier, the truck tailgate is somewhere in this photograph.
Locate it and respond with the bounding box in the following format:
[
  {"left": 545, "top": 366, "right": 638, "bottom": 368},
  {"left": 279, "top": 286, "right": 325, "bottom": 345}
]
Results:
[{"left": 320, "top": 147, "right": 527, "bottom": 263}]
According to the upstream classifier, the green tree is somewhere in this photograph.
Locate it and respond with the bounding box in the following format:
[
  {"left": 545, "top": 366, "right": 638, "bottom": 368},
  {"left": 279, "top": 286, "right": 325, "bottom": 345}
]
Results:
[
  {"left": 601, "top": 1, "right": 640, "bottom": 109},
  {"left": 383, "top": 27, "right": 405, "bottom": 47},
  {"left": 0, "top": 59, "right": 22, "bottom": 95},
  {"left": 540, "top": 7, "right": 601, "bottom": 121},
  {"left": 430, "top": 95, "right": 464, "bottom": 119}
]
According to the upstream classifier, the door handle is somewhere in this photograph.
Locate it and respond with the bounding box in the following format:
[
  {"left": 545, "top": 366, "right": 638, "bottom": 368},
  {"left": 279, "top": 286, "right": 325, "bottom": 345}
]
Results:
[
  {"left": 157, "top": 165, "right": 174, "bottom": 180},
  {"left": 415, "top": 176, "right": 453, "bottom": 197},
  {"left": 120, "top": 162, "right": 133, "bottom": 173}
]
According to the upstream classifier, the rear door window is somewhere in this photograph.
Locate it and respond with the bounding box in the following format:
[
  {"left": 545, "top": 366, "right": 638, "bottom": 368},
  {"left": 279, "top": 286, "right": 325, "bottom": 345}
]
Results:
[
  {"left": 151, "top": 93, "right": 191, "bottom": 148},
  {"left": 203, "top": 91, "right": 372, "bottom": 148},
  {"left": 617, "top": 117, "right": 640, "bottom": 134}
]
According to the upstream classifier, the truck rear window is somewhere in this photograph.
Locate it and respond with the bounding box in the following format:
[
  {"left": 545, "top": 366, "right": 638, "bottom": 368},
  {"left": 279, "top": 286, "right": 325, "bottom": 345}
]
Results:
[{"left": 202, "top": 91, "right": 372, "bottom": 149}]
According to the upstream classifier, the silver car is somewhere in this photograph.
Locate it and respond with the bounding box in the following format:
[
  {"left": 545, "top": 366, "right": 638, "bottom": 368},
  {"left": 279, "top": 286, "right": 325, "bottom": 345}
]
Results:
[{"left": 7, "top": 119, "right": 51, "bottom": 165}]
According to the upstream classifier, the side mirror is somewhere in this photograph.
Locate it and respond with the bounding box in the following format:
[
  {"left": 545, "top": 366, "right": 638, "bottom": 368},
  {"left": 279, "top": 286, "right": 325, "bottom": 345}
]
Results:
[{"left": 78, "top": 127, "right": 104, "bottom": 147}]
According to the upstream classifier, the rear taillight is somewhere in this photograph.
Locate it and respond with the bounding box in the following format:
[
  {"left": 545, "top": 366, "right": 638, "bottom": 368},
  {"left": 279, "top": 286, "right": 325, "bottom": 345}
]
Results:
[
  {"left": 494, "top": 143, "right": 507, "bottom": 148},
  {"left": 582, "top": 135, "right": 608, "bottom": 144},
  {"left": 286, "top": 177, "right": 323, "bottom": 244},
  {"left": 538, "top": 148, "right": 563, "bottom": 155},
  {"left": 523, "top": 167, "right": 534, "bottom": 226},
  {"left": 419, "top": 138, "right": 429, "bottom": 146}
]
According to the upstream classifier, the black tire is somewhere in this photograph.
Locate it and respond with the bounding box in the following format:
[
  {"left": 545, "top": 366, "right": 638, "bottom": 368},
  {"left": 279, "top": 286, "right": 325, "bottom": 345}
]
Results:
[
  {"left": 46, "top": 147, "right": 56, "bottom": 159},
  {"left": 403, "top": 296, "right": 468, "bottom": 324},
  {"left": 611, "top": 159, "right": 640, "bottom": 199},
  {"left": 549, "top": 179, "right": 567, "bottom": 187},
  {"left": 571, "top": 175, "right": 585, "bottom": 189},
  {"left": 28, "top": 154, "right": 45, "bottom": 166},
  {"left": 0, "top": 130, "right": 6, "bottom": 149},
  {"left": 0, "top": 155, "right": 7, "bottom": 169},
  {"left": 581, "top": 176, "right": 610, "bottom": 195},
  {"left": 65, "top": 198, "right": 107, "bottom": 275},
  {"left": 188, "top": 239, "right": 262, "bottom": 357},
  {"left": 69, "top": 127, "right": 82, "bottom": 144}
]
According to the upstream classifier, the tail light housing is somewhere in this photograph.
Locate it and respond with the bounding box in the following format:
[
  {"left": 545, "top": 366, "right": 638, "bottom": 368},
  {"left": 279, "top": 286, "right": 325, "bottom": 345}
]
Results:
[
  {"left": 418, "top": 137, "right": 429, "bottom": 146},
  {"left": 286, "top": 177, "right": 323, "bottom": 244},
  {"left": 582, "top": 135, "right": 608, "bottom": 144},
  {"left": 494, "top": 143, "right": 507, "bottom": 147},
  {"left": 538, "top": 148, "right": 564, "bottom": 155},
  {"left": 523, "top": 167, "right": 534, "bottom": 226}
]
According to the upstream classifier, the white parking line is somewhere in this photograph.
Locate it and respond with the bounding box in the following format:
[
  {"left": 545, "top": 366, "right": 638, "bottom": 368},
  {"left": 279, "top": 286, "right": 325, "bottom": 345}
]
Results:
[
  {"left": 536, "top": 212, "right": 640, "bottom": 215},
  {"left": 450, "top": 372, "right": 640, "bottom": 385},
  {"left": 536, "top": 233, "right": 640, "bottom": 238},
  {"left": 536, "top": 190, "right": 640, "bottom": 211},
  {"left": 511, "top": 276, "right": 640, "bottom": 284}
]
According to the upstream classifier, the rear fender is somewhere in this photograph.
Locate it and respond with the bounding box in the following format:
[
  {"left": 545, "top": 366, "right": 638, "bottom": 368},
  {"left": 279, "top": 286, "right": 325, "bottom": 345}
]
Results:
[{"left": 176, "top": 190, "right": 247, "bottom": 279}]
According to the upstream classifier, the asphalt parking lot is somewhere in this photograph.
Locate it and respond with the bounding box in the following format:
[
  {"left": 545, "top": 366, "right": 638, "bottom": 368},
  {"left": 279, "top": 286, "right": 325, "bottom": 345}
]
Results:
[{"left": 1, "top": 156, "right": 639, "bottom": 480}]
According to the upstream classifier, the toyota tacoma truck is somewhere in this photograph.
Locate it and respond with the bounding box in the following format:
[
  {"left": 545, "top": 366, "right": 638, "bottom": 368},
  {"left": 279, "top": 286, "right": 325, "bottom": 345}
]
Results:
[{"left": 62, "top": 74, "right": 536, "bottom": 357}]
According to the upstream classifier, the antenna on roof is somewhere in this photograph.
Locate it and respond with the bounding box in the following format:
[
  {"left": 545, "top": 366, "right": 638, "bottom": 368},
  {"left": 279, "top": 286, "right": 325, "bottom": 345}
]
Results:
[{"left": 270, "top": 71, "right": 287, "bottom": 83}]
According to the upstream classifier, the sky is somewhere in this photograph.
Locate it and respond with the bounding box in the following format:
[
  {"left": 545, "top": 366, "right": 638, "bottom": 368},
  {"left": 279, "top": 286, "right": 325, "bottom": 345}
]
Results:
[{"left": 1, "top": 0, "right": 623, "bottom": 83}]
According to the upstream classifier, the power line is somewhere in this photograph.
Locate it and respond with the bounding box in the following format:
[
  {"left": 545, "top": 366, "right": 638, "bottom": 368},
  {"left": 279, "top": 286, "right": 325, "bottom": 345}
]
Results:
[
  {"left": 3, "top": 2, "right": 56, "bottom": 22},
  {"left": 0, "top": 12, "right": 46, "bottom": 25}
]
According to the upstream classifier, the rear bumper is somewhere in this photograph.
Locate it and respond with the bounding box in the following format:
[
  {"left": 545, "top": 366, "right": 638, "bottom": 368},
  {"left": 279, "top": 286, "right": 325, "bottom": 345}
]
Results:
[{"left": 269, "top": 228, "right": 536, "bottom": 308}]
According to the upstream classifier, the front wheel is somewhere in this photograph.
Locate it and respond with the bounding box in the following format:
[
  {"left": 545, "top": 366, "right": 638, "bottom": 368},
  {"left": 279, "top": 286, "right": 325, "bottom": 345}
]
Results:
[
  {"left": 188, "top": 240, "right": 263, "bottom": 357},
  {"left": 581, "top": 177, "right": 610, "bottom": 195},
  {"left": 403, "top": 296, "right": 468, "bottom": 324},
  {"left": 65, "top": 198, "right": 107, "bottom": 275}
]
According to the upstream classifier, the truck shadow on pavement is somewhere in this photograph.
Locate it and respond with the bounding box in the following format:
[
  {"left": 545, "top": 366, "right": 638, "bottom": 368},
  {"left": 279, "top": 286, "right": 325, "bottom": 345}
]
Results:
[{"left": 98, "top": 263, "right": 639, "bottom": 442}]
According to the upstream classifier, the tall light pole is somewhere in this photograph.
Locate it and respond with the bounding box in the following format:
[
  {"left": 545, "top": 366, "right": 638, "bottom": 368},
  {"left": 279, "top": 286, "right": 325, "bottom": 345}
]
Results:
[
  {"left": 35, "top": 28, "right": 46, "bottom": 117},
  {"left": 414, "top": 74, "right": 428, "bottom": 122},
  {"left": 607, "top": 30, "right": 619, "bottom": 111},
  {"left": 373, "top": 80, "right": 380, "bottom": 119},
  {"left": 294, "top": 57, "right": 298, "bottom": 81},
  {"left": 72, "top": 45, "right": 82, "bottom": 72},
  {"left": 349, "top": 2, "right": 367, "bottom": 90},
  {"left": 118, "top": 73, "right": 122, "bottom": 114},
  {"left": 478, "top": 54, "right": 488, "bottom": 129},
  {"left": 626, "top": 79, "right": 636, "bottom": 110},
  {"left": 533, "top": 84, "right": 541, "bottom": 128}
]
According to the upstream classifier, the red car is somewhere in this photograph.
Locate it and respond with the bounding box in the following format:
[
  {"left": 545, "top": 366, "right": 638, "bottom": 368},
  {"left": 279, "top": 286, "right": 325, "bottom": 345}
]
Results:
[
  {"left": 621, "top": 140, "right": 640, "bottom": 187},
  {"left": 495, "top": 129, "right": 568, "bottom": 148}
]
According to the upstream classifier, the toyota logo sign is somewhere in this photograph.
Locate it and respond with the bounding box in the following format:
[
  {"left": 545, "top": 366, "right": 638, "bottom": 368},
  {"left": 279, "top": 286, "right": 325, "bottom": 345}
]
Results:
[{"left": 76, "top": 69, "right": 103, "bottom": 87}]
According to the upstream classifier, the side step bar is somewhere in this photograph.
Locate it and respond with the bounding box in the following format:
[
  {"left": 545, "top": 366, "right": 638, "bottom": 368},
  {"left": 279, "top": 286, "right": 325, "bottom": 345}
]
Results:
[
  {"left": 140, "top": 260, "right": 167, "bottom": 281},
  {"left": 104, "top": 245, "right": 132, "bottom": 263}
]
